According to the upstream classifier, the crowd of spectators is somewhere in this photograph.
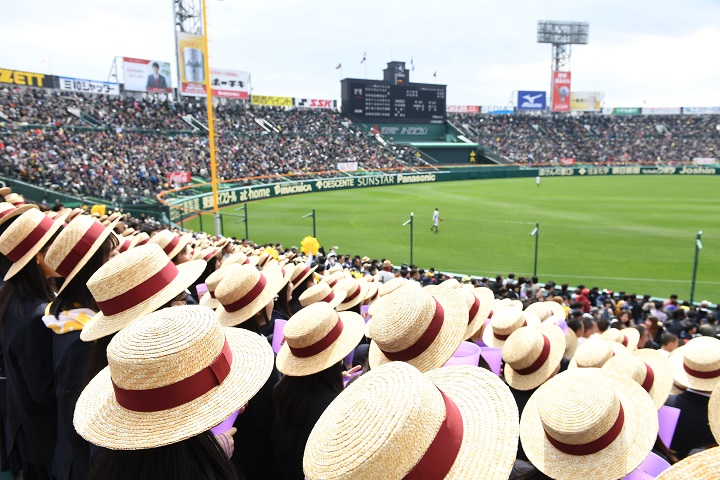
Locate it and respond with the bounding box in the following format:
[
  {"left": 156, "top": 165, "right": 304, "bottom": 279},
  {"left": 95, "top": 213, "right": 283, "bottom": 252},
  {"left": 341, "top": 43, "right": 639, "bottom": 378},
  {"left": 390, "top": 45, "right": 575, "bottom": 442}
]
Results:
[
  {"left": 451, "top": 113, "right": 720, "bottom": 165},
  {"left": 0, "top": 89, "right": 413, "bottom": 202}
]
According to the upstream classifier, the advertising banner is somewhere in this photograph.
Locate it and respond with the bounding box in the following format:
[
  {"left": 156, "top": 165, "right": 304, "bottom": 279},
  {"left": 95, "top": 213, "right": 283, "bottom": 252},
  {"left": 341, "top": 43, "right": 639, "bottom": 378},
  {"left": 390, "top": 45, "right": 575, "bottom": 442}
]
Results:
[
  {"left": 59, "top": 77, "right": 119, "bottom": 96},
  {"left": 336, "top": 162, "right": 358, "bottom": 172},
  {"left": 177, "top": 32, "right": 208, "bottom": 96},
  {"left": 551, "top": 71, "right": 571, "bottom": 112},
  {"left": 167, "top": 171, "right": 192, "bottom": 184},
  {"left": 517, "top": 91, "right": 547, "bottom": 111},
  {"left": 612, "top": 107, "right": 642, "bottom": 115},
  {"left": 210, "top": 69, "right": 250, "bottom": 99},
  {"left": 570, "top": 91, "right": 603, "bottom": 111},
  {"left": 294, "top": 98, "right": 337, "bottom": 109},
  {"left": 559, "top": 158, "right": 576, "bottom": 165},
  {"left": 682, "top": 106, "right": 720, "bottom": 115},
  {"left": 122, "top": 57, "right": 172, "bottom": 93},
  {"left": 0, "top": 68, "right": 53, "bottom": 88},
  {"left": 251, "top": 95, "right": 294, "bottom": 107},
  {"left": 447, "top": 105, "right": 481, "bottom": 113},
  {"left": 693, "top": 158, "right": 717, "bottom": 166},
  {"left": 642, "top": 107, "right": 681, "bottom": 115}
]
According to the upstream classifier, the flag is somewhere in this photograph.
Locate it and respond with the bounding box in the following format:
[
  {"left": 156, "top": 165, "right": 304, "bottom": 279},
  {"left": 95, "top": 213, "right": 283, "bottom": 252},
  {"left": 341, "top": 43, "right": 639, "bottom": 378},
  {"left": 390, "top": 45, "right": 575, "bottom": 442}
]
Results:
[
  {"left": 335, "top": 63, "right": 342, "bottom": 70},
  {"left": 411, "top": 57, "right": 415, "bottom": 72},
  {"left": 360, "top": 51, "right": 366, "bottom": 64}
]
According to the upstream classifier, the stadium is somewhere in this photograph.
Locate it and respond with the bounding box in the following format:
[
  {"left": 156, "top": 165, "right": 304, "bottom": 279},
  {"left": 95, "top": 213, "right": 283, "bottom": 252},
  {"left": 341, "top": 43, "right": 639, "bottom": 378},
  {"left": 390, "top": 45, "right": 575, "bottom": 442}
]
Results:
[{"left": 0, "top": 0, "right": 719, "bottom": 479}]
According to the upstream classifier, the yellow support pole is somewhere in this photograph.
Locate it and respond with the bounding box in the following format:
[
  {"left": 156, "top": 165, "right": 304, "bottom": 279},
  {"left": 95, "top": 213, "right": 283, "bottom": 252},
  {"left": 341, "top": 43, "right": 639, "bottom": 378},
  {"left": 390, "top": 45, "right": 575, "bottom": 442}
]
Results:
[{"left": 200, "top": 0, "right": 220, "bottom": 234}]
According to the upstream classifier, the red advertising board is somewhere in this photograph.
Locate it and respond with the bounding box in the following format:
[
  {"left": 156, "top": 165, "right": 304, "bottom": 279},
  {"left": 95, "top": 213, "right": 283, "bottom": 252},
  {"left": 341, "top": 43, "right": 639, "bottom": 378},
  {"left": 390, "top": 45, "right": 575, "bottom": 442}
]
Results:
[
  {"left": 559, "top": 158, "right": 576, "bottom": 165},
  {"left": 552, "top": 71, "right": 571, "bottom": 112},
  {"left": 168, "top": 171, "right": 191, "bottom": 184}
]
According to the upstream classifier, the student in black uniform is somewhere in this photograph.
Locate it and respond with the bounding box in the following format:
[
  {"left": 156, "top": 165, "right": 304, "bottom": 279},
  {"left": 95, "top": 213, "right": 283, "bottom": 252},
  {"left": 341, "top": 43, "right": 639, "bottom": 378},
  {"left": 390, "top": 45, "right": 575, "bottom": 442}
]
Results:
[{"left": 0, "top": 209, "right": 70, "bottom": 479}]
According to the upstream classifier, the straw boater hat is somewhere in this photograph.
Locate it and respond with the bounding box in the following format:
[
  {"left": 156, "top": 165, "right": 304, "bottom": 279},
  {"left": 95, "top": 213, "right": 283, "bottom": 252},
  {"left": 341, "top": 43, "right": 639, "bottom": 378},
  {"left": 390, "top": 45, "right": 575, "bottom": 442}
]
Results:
[
  {"left": 426, "top": 285, "right": 493, "bottom": 341},
  {"left": 493, "top": 298, "right": 524, "bottom": 311},
  {"left": 654, "top": 446, "right": 720, "bottom": 480},
  {"left": 103, "top": 212, "right": 122, "bottom": 227},
  {"left": 520, "top": 368, "right": 658, "bottom": 480},
  {"left": 4, "top": 193, "right": 25, "bottom": 206},
  {"left": 289, "top": 262, "right": 317, "bottom": 289},
  {"left": 214, "top": 263, "right": 285, "bottom": 327},
  {"left": 199, "top": 268, "right": 226, "bottom": 310},
  {"left": 65, "top": 208, "right": 86, "bottom": 223},
  {"left": 363, "top": 282, "right": 380, "bottom": 304},
  {"left": 568, "top": 338, "right": 626, "bottom": 369},
  {"left": 503, "top": 323, "right": 566, "bottom": 391},
  {"left": 668, "top": 336, "right": 720, "bottom": 391},
  {"left": 0, "top": 208, "right": 70, "bottom": 280},
  {"left": 368, "top": 284, "right": 468, "bottom": 372},
  {"left": 80, "top": 244, "right": 206, "bottom": 342},
  {"left": 223, "top": 251, "right": 259, "bottom": 268},
  {"left": 378, "top": 277, "right": 405, "bottom": 297},
  {"left": 482, "top": 307, "right": 540, "bottom": 349},
  {"left": 74, "top": 305, "right": 274, "bottom": 450},
  {"left": 303, "top": 362, "right": 520, "bottom": 480},
  {"left": 334, "top": 278, "right": 369, "bottom": 312},
  {"left": 525, "top": 300, "right": 567, "bottom": 321},
  {"left": 45, "top": 215, "right": 119, "bottom": 295},
  {"left": 276, "top": 302, "right": 364, "bottom": 377},
  {"left": 148, "top": 229, "right": 193, "bottom": 260},
  {"left": 602, "top": 349, "right": 673, "bottom": 410},
  {"left": 564, "top": 328, "right": 578, "bottom": 360},
  {"left": 299, "top": 283, "right": 346, "bottom": 310},
  {"left": 321, "top": 271, "right": 345, "bottom": 289},
  {"left": 0, "top": 201, "right": 37, "bottom": 227},
  {"left": 709, "top": 383, "right": 720, "bottom": 444},
  {"left": 264, "top": 260, "right": 293, "bottom": 291},
  {"left": 0, "top": 187, "right": 10, "bottom": 197},
  {"left": 602, "top": 327, "right": 640, "bottom": 351}
]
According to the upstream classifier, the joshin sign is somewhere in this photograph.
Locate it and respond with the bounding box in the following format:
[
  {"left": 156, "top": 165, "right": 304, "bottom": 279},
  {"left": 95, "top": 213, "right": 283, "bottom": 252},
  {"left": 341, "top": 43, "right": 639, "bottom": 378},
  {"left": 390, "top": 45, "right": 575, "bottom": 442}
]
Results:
[
  {"left": 177, "top": 32, "right": 208, "bottom": 96},
  {"left": 552, "top": 71, "right": 571, "bottom": 112}
]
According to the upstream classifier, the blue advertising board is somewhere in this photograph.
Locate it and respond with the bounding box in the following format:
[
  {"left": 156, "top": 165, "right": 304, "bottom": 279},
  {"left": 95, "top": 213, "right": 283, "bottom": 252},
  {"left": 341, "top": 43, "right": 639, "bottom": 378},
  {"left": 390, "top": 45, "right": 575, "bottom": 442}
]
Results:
[{"left": 517, "top": 91, "right": 547, "bottom": 111}]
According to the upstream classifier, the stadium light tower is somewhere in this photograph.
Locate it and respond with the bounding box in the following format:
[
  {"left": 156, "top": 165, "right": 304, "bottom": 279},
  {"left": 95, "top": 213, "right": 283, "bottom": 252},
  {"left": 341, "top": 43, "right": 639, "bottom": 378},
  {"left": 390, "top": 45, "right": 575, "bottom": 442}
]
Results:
[{"left": 537, "top": 21, "right": 589, "bottom": 111}]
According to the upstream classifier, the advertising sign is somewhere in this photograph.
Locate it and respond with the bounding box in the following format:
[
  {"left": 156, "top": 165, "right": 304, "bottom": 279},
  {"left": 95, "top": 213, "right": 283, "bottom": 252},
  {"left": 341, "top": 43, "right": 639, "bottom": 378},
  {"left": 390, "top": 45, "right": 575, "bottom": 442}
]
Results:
[
  {"left": 517, "top": 91, "right": 547, "bottom": 111},
  {"left": 294, "top": 98, "right": 337, "bottom": 109},
  {"left": 0, "top": 68, "right": 53, "bottom": 88},
  {"left": 251, "top": 95, "right": 294, "bottom": 107},
  {"left": 551, "top": 72, "right": 571, "bottom": 112},
  {"left": 642, "top": 107, "right": 681, "bottom": 115},
  {"left": 336, "top": 162, "right": 358, "bottom": 172},
  {"left": 612, "top": 107, "right": 642, "bottom": 115},
  {"left": 122, "top": 57, "right": 172, "bottom": 93},
  {"left": 693, "top": 158, "right": 717, "bottom": 166},
  {"left": 177, "top": 32, "right": 208, "bottom": 96},
  {"left": 559, "top": 158, "right": 576, "bottom": 165},
  {"left": 570, "top": 91, "right": 603, "bottom": 111},
  {"left": 210, "top": 69, "right": 250, "bottom": 99},
  {"left": 59, "top": 77, "right": 119, "bottom": 95},
  {"left": 682, "top": 106, "right": 720, "bottom": 115},
  {"left": 167, "top": 171, "right": 192, "bottom": 184},
  {"left": 447, "top": 105, "right": 481, "bottom": 113}
]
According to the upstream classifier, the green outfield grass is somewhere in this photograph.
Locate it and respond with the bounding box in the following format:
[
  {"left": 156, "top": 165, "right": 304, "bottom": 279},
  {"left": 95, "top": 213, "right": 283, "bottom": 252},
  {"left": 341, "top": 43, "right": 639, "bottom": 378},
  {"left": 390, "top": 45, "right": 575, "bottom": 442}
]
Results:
[{"left": 183, "top": 175, "right": 720, "bottom": 302}]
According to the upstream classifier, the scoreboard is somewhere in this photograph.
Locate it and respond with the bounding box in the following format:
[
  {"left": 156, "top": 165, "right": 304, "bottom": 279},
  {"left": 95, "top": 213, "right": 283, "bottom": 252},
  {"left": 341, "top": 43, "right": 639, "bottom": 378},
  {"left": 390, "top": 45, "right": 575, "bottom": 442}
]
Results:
[{"left": 341, "top": 78, "right": 446, "bottom": 125}]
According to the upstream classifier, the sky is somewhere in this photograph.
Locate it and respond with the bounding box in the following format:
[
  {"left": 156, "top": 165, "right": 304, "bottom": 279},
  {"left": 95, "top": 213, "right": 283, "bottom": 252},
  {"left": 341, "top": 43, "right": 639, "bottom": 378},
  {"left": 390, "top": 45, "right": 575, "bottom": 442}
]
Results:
[{"left": 1, "top": 0, "right": 719, "bottom": 108}]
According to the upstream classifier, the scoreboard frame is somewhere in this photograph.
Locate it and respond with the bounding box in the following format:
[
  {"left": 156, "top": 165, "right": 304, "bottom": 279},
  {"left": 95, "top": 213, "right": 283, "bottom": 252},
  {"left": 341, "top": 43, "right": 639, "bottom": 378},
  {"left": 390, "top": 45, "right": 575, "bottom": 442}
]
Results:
[{"left": 341, "top": 78, "right": 447, "bottom": 125}]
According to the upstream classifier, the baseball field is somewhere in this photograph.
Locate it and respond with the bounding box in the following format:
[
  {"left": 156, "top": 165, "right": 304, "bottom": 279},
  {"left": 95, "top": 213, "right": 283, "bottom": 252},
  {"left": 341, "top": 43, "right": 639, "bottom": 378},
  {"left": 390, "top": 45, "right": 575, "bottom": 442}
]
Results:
[{"left": 183, "top": 175, "right": 720, "bottom": 302}]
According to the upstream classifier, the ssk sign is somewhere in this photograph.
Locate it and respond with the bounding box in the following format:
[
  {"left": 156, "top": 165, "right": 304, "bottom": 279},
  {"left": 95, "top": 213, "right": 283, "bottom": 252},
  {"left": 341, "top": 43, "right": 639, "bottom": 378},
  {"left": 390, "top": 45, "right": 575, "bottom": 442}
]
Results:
[
  {"left": 294, "top": 98, "right": 337, "bottom": 109},
  {"left": 167, "top": 171, "right": 191, "bottom": 184}
]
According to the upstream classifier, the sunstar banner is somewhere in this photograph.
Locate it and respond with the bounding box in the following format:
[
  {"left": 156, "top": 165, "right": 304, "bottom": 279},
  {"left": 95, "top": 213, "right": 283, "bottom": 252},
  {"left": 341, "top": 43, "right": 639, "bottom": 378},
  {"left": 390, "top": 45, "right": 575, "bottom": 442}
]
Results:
[
  {"left": 551, "top": 72, "right": 571, "bottom": 112},
  {"left": 123, "top": 57, "right": 172, "bottom": 93},
  {"left": 517, "top": 91, "right": 547, "bottom": 111}
]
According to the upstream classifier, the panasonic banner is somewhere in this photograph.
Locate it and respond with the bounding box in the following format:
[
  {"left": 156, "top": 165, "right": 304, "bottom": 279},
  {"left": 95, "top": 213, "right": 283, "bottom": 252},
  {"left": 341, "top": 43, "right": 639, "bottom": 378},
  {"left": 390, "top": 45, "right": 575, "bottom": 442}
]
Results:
[{"left": 517, "top": 91, "right": 547, "bottom": 111}]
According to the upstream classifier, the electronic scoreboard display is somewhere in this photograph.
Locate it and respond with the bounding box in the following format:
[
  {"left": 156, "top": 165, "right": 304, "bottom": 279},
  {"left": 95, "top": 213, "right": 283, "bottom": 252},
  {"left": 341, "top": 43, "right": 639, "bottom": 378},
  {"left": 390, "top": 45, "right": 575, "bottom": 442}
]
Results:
[{"left": 341, "top": 79, "right": 447, "bottom": 125}]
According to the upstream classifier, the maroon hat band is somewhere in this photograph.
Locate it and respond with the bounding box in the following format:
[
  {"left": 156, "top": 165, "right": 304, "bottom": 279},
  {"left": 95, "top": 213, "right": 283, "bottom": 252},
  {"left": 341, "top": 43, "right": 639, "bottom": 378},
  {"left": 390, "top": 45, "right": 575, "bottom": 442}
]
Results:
[
  {"left": 493, "top": 320, "right": 527, "bottom": 341},
  {"left": 403, "top": 390, "right": 464, "bottom": 479},
  {"left": 55, "top": 222, "right": 106, "bottom": 278},
  {"left": 641, "top": 363, "right": 655, "bottom": 392},
  {"left": 223, "top": 275, "right": 267, "bottom": 313},
  {"left": 163, "top": 235, "right": 180, "bottom": 255},
  {"left": 6, "top": 216, "right": 55, "bottom": 263},
  {"left": 545, "top": 404, "right": 625, "bottom": 456},
  {"left": 344, "top": 285, "right": 362, "bottom": 303},
  {"left": 514, "top": 334, "right": 551, "bottom": 375},
  {"left": 112, "top": 338, "right": 232, "bottom": 412},
  {"left": 321, "top": 291, "right": 336, "bottom": 303},
  {"left": 292, "top": 267, "right": 311, "bottom": 286},
  {"left": 289, "top": 317, "right": 344, "bottom": 358},
  {"left": 683, "top": 363, "right": 720, "bottom": 379},
  {"left": 0, "top": 208, "right": 15, "bottom": 219},
  {"left": 383, "top": 299, "right": 445, "bottom": 362},
  {"left": 96, "top": 261, "right": 179, "bottom": 316},
  {"left": 468, "top": 296, "right": 480, "bottom": 325}
]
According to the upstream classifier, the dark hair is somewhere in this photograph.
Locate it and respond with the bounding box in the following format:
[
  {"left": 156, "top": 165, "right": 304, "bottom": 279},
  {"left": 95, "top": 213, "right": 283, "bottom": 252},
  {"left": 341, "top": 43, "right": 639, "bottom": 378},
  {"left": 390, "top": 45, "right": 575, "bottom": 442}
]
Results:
[
  {"left": 151, "top": 62, "right": 160, "bottom": 69},
  {"left": 83, "top": 334, "right": 114, "bottom": 387},
  {"left": 596, "top": 318, "right": 610, "bottom": 332},
  {"left": 566, "top": 318, "right": 583, "bottom": 334},
  {"left": 661, "top": 332, "right": 678, "bottom": 347},
  {"left": 274, "top": 282, "right": 292, "bottom": 320},
  {"left": 51, "top": 233, "right": 119, "bottom": 316},
  {"left": 273, "top": 362, "right": 343, "bottom": 426},
  {"left": 88, "top": 431, "right": 241, "bottom": 480},
  {"left": 0, "top": 233, "right": 58, "bottom": 328},
  {"left": 190, "top": 256, "right": 221, "bottom": 303},
  {"left": 581, "top": 316, "right": 595, "bottom": 332}
]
